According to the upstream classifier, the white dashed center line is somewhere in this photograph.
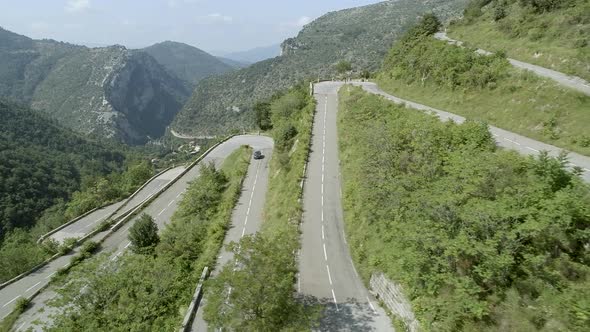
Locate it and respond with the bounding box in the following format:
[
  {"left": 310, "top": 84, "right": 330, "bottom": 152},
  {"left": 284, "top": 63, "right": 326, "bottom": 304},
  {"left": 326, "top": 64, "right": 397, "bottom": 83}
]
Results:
[
  {"left": 2, "top": 295, "right": 20, "bottom": 308},
  {"left": 25, "top": 282, "right": 41, "bottom": 293}
]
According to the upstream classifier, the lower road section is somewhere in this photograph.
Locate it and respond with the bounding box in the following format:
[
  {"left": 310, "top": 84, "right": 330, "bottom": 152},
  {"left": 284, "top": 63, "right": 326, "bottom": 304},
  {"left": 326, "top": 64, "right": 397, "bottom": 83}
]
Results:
[
  {"left": 4, "top": 135, "right": 273, "bottom": 332},
  {"left": 298, "top": 82, "right": 394, "bottom": 331}
]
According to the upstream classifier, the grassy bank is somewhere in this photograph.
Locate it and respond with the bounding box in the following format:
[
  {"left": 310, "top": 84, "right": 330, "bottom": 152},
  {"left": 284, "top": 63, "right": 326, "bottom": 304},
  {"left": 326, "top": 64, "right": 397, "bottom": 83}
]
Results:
[
  {"left": 448, "top": 0, "right": 590, "bottom": 81},
  {"left": 338, "top": 86, "right": 590, "bottom": 331},
  {"left": 39, "top": 146, "right": 251, "bottom": 331},
  {"left": 204, "top": 83, "right": 319, "bottom": 330},
  {"left": 377, "top": 32, "right": 590, "bottom": 157}
]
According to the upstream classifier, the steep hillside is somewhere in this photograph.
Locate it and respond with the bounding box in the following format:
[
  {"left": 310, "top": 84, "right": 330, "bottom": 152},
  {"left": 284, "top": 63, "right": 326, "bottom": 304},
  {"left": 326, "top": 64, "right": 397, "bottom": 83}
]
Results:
[
  {"left": 0, "top": 99, "right": 126, "bottom": 234},
  {"left": 142, "top": 41, "right": 234, "bottom": 86},
  {"left": 448, "top": 0, "right": 590, "bottom": 80},
  {"left": 172, "top": 0, "right": 469, "bottom": 136},
  {"left": 0, "top": 28, "right": 190, "bottom": 145},
  {"left": 377, "top": 10, "right": 590, "bottom": 156}
]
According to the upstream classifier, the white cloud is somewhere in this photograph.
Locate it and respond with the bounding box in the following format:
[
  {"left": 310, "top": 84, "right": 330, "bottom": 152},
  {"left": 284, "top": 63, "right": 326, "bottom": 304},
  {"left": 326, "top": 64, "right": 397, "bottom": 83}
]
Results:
[
  {"left": 196, "top": 13, "right": 233, "bottom": 24},
  {"left": 65, "top": 0, "right": 90, "bottom": 13}
]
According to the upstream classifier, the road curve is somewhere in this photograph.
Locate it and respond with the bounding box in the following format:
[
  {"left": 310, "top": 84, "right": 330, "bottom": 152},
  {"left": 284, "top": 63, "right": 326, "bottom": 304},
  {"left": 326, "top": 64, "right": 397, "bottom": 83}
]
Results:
[
  {"left": 298, "top": 82, "right": 394, "bottom": 331},
  {"left": 356, "top": 81, "right": 590, "bottom": 183},
  {"left": 4, "top": 135, "right": 273, "bottom": 332},
  {"left": 434, "top": 32, "right": 590, "bottom": 96}
]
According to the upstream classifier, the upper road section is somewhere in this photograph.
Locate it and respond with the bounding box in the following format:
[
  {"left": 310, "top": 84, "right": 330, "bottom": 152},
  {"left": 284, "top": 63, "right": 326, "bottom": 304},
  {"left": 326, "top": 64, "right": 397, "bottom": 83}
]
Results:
[
  {"left": 434, "top": 32, "right": 590, "bottom": 96},
  {"left": 299, "top": 81, "right": 394, "bottom": 331}
]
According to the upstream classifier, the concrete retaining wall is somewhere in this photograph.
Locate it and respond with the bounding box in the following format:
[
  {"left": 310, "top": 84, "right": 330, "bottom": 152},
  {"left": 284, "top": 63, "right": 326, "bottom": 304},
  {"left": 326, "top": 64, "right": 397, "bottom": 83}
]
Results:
[{"left": 370, "top": 272, "right": 419, "bottom": 332}]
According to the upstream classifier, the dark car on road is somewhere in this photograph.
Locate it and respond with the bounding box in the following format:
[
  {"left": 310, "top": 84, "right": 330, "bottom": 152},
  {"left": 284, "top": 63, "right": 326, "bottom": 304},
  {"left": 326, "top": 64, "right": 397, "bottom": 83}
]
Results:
[{"left": 253, "top": 150, "right": 264, "bottom": 159}]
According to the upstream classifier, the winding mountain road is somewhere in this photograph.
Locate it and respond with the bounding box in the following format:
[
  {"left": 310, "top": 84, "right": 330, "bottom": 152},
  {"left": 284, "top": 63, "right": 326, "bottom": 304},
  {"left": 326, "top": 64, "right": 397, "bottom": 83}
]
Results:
[
  {"left": 299, "top": 80, "right": 590, "bottom": 331},
  {"left": 4, "top": 135, "right": 273, "bottom": 331},
  {"left": 434, "top": 32, "right": 590, "bottom": 96}
]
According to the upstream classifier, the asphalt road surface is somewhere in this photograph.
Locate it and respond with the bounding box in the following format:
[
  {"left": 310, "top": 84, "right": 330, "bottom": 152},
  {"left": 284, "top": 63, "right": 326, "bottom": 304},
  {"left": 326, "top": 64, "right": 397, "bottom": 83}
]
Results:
[
  {"left": 190, "top": 140, "right": 273, "bottom": 332},
  {"left": 3, "top": 135, "right": 273, "bottom": 331},
  {"left": 434, "top": 32, "right": 590, "bottom": 96},
  {"left": 48, "top": 167, "right": 186, "bottom": 244},
  {"left": 298, "top": 81, "right": 394, "bottom": 331}
]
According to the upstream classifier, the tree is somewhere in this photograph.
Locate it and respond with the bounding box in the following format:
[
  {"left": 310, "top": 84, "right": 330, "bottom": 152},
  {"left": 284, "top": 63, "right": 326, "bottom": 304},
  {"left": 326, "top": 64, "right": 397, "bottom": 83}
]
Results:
[
  {"left": 204, "top": 234, "right": 313, "bottom": 330},
  {"left": 254, "top": 102, "right": 272, "bottom": 131},
  {"left": 128, "top": 213, "right": 159, "bottom": 254},
  {"left": 335, "top": 60, "right": 353, "bottom": 76}
]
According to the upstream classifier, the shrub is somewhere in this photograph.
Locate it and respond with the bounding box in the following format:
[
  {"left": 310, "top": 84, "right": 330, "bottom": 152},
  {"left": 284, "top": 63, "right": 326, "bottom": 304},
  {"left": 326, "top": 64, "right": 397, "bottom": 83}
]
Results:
[{"left": 128, "top": 213, "right": 159, "bottom": 255}]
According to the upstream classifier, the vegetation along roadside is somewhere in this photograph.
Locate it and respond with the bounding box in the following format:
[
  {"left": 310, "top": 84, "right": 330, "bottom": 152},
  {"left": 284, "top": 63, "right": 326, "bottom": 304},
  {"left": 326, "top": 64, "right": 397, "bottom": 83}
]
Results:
[
  {"left": 338, "top": 85, "right": 590, "bottom": 331},
  {"left": 34, "top": 146, "right": 251, "bottom": 331}
]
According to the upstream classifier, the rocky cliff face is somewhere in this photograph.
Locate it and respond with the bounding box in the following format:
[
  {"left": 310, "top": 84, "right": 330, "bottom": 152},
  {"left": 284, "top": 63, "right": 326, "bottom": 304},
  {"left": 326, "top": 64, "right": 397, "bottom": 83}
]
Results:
[{"left": 0, "top": 28, "right": 190, "bottom": 145}]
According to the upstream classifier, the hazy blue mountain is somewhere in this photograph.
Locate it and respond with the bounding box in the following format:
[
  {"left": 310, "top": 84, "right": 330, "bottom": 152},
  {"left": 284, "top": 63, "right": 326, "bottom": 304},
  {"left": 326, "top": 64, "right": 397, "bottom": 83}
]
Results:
[
  {"left": 222, "top": 44, "right": 281, "bottom": 64},
  {"left": 143, "top": 41, "right": 234, "bottom": 86}
]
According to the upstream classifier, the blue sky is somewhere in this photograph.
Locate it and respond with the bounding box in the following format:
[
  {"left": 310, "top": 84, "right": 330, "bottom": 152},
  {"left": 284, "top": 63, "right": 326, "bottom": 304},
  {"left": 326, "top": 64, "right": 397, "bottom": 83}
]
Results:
[{"left": 0, "top": 0, "right": 383, "bottom": 53}]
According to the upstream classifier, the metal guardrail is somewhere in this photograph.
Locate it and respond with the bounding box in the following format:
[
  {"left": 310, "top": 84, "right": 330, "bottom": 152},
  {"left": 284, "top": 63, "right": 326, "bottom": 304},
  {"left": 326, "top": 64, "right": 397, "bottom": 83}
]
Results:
[
  {"left": 179, "top": 267, "right": 210, "bottom": 332},
  {"left": 36, "top": 167, "right": 172, "bottom": 245}
]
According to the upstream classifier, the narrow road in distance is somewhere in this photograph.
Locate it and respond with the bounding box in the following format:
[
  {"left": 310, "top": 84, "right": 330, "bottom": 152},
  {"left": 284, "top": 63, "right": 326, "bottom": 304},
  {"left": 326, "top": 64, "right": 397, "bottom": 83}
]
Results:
[
  {"left": 298, "top": 82, "right": 394, "bottom": 331},
  {"left": 7, "top": 135, "right": 273, "bottom": 332},
  {"left": 434, "top": 32, "right": 590, "bottom": 96}
]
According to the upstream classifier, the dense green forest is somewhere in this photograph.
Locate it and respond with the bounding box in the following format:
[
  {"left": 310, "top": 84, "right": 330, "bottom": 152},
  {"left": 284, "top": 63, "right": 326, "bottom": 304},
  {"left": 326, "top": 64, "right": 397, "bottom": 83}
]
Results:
[
  {"left": 448, "top": 0, "right": 590, "bottom": 81},
  {"left": 204, "top": 84, "right": 318, "bottom": 330},
  {"left": 45, "top": 147, "right": 251, "bottom": 330},
  {"left": 0, "top": 99, "right": 127, "bottom": 233},
  {"left": 338, "top": 86, "right": 590, "bottom": 331},
  {"left": 377, "top": 13, "right": 590, "bottom": 156},
  {"left": 0, "top": 99, "right": 156, "bottom": 283}
]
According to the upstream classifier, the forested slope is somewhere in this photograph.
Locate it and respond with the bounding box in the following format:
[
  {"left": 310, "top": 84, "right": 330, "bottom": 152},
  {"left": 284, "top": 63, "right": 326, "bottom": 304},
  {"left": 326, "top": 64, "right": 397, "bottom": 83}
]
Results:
[
  {"left": 0, "top": 100, "right": 154, "bottom": 283},
  {"left": 0, "top": 100, "right": 126, "bottom": 233}
]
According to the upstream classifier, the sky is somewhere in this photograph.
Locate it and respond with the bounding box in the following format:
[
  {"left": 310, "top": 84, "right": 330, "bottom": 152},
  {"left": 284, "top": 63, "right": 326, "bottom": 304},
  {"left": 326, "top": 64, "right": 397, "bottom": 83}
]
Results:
[{"left": 0, "top": 0, "right": 384, "bottom": 54}]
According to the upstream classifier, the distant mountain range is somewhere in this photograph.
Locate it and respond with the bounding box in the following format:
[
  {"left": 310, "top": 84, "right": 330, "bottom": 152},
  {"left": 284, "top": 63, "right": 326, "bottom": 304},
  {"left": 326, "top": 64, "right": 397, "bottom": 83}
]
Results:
[
  {"left": 172, "top": 0, "right": 469, "bottom": 136},
  {"left": 142, "top": 41, "right": 236, "bottom": 86},
  {"left": 0, "top": 28, "right": 235, "bottom": 144},
  {"left": 220, "top": 44, "right": 281, "bottom": 64}
]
